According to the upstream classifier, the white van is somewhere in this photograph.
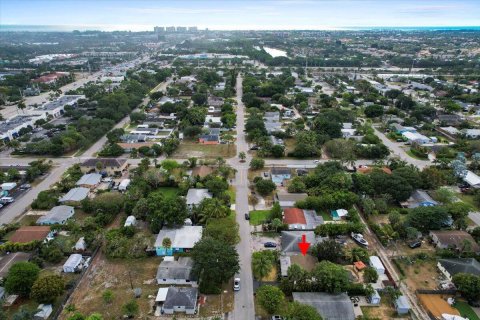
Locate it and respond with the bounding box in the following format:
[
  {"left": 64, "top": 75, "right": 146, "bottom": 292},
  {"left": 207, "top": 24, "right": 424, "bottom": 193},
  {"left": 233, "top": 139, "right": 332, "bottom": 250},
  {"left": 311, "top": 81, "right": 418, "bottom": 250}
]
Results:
[{"left": 0, "top": 197, "right": 14, "bottom": 204}]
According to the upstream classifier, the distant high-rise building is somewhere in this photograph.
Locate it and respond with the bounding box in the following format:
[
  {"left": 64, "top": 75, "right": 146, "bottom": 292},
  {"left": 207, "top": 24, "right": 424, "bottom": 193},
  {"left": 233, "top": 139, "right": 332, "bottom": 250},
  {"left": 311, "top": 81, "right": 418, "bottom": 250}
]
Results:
[
  {"left": 189, "top": 26, "right": 198, "bottom": 32},
  {"left": 176, "top": 26, "right": 187, "bottom": 32},
  {"left": 166, "top": 26, "right": 176, "bottom": 32},
  {"left": 154, "top": 26, "right": 165, "bottom": 33}
]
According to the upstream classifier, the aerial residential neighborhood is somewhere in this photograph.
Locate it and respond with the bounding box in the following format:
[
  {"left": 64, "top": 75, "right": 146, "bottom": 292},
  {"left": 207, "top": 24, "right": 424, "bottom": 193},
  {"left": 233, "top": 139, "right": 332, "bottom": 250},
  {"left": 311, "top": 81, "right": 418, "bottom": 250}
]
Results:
[{"left": 1, "top": 1, "right": 480, "bottom": 319}]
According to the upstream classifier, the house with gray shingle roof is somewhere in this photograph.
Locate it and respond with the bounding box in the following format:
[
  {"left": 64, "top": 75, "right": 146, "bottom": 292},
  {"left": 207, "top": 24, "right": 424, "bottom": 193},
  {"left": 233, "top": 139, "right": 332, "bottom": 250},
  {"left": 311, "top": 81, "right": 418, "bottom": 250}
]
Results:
[
  {"left": 438, "top": 258, "right": 480, "bottom": 280},
  {"left": 162, "top": 287, "right": 198, "bottom": 315},
  {"left": 156, "top": 257, "right": 197, "bottom": 286},
  {"left": 293, "top": 292, "right": 355, "bottom": 320}
]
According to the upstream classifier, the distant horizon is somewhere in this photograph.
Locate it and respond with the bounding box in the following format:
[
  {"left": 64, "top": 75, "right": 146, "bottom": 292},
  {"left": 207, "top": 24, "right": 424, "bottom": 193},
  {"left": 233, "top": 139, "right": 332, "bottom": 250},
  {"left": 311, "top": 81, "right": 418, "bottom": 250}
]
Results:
[
  {"left": 1, "top": 24, "right": 480, "bottom": 33},
  {"left": 1, "top": 0, "right": 479, "bottom": 32}
]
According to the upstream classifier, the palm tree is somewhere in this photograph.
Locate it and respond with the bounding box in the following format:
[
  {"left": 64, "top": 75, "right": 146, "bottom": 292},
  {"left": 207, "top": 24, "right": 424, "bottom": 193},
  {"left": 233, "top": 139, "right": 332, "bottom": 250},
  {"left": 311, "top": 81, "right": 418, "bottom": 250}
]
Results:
[
  {"left": 239, "top": 152, "right": 246, "bottom": 162},
  {"left": 252, "top": 253, "right": 272, "bottom": 280},
  {"left": 162, "top": 237, "right": 172, "bottom": 249},
  {"left": 17, "top": 100, "right": 26, "bottom": 114}
]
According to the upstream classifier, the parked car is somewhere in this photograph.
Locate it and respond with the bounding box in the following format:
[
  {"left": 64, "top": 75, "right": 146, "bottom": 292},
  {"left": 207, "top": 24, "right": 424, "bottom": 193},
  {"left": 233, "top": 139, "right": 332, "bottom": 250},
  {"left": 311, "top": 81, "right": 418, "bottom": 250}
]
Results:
[
  {"left": 271, "top": 316, "right": 283, "bottom": 320},
  {"left": 0, "top": 197, "right": 14, "bottom": 204},
  {"left": 264, "top": 242, "right": 277, "bottom": 248},
  {"left": 409, "top": 241, "right": 422, "bottom": 249},
  {"left": 19, "top": 184, "right": 31, "bottom": 190},
  {"left": 313, "top": 160, "right": 320, "bottom": 164},
  {"left": 233, "top": 278, "right": 240, "bottom": 291},
  {"left": 244, "top": 213, "right": 250, "bottom": 220},
  {"left": 250, "top": 145, "right": 259, "bottom": 150}
]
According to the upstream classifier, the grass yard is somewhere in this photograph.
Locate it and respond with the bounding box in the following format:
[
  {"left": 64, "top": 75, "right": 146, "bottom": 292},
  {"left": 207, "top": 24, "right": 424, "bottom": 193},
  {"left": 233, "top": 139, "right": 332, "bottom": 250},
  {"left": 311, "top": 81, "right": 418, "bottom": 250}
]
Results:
[
  {"left": 249, "top": 210, "right": 270, "bottom": 226},
  {"left": 173, "top": 142, "right": 236, "bottom": 159},
  {"left": 458, "top": 193, "right": 480, "bottom": 211},
  {"left": 406, "top": 149, "right": 428, "bottom": 160},
  {"left": 156, "top": 187, "right": 180, "bottom": 198},
  {"left": 227, "top": 186, "right": 236, "bottom": 204},
  {"left": 198, "top": 280, "right": 234, "bottom": 317},
  {"left": 455, "top": 301, "right": 480, "bottom": 320},
  {"left": 394, "top": 257, "right": 439, "bottom": 291},
  {"left": 319, "top": 210, "right": 333, "bottom": 221}
]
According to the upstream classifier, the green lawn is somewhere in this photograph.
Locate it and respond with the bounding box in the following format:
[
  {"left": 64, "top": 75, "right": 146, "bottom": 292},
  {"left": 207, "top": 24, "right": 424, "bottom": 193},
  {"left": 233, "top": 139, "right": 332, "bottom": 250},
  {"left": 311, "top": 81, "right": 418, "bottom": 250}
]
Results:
[
  {"left": 458, "top": 194, "right": 480, "bottom": 211},
  {"left": 455, "top": 301, "right": 480, "bottom": 320},
  {"left": 249, "top": 210, "right": 270, "bottom": 226},
  {"left": 227, "top": 187, "right": 236, "bottom": 204},
  {"left": 156, "top": 187, "right": 180, "bottom": 198},
  {"left": 320, "top": 211, "right": 333, "bottom": 221}
]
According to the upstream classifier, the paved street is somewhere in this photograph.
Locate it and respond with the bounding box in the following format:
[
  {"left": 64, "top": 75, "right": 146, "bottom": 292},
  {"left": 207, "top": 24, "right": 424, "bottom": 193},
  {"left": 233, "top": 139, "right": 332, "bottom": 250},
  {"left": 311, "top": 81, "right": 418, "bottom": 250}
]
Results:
[
  {"left": 372, "top": 126, "right": 430, "bottom": 169},
  {"left": 229, "top": 74, "right": 255, "bottom": 320}
]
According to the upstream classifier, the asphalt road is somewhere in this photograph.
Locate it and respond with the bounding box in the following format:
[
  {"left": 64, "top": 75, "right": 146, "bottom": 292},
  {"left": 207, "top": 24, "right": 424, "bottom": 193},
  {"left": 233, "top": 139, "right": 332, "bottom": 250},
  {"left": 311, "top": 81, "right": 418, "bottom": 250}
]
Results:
[
  {"left": 372, "top": 126, "right": 430, "bottom": 169},
  {"left": 230, "top": 74, "right": 255, "bottom": 320}
]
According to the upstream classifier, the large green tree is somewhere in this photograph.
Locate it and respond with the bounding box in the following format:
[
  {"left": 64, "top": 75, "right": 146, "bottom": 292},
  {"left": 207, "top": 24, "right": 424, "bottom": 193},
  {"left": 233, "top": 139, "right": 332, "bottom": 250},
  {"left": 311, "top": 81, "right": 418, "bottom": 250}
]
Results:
[
  {"left": 284, "top": 302, "right": 323, "bottom": 320},
  {"left": 5, "top": 262, "right": 40, "bottom": 297},
  {"left": 191, "top": 237, "right": 240, "bottom": 293},
  {"left": 256, "top": 285, "right": 285, "bottom": 315},
  {"left": 31, "top": 274, "right": 65, "bottom": 303}
]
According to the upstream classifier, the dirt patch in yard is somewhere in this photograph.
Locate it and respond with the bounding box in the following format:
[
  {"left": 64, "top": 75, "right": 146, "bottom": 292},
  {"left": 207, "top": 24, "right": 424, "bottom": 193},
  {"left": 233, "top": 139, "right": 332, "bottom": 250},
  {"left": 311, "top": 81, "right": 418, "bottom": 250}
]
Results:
[
  {"left": 290, "top": 254, "right": 318, "bottom": 272},
  {"left": 199, "top": 280, "right": 234, "bottom": 317},
  {"left": 394, "top": 257, "right": 440, "bottom": 291},
  {"left": 60, "top": 250, "right": 162, "bottom": 320},
  {"left": 173, "top": 142, "right": 236, "bottom": 159}
]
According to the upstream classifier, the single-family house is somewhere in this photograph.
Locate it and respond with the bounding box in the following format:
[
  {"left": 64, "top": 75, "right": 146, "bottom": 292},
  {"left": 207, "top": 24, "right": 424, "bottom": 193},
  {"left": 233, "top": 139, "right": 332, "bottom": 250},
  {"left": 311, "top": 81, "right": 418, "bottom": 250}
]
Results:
[
  {"left": 155, "top": 226, "right": 203, "bottom": 256},
  {"left": 156, "top": 257, "right": 197, "bottom": 286},
  {"left": 438, "top": 258, "right": 480, "bottom": 281},
  {"left": 402, "top": 131, "right": 431, "bottom": 144},
  {"left": 162, "top": 287, "right": 198, "bottom": 315},
  {"left": 283, "top": 208, "right": 323, "bottom": 230},
  {"left": 76, "top": 173, "right": 102, "bottom": 188},
  {"left": 37, "top": 205, "right": 75, "bottom": 225},
  {"left": 186, "top": 189, "right": 212, "bottom": 209},
  {"left": 131, "top": 127, "right": 159, "bottom": 136},
  {"left": 463, "top": 129, "right": 480, "bottom": 139},
  {"left": 9, "top": 226, "right": 52, "bottom": 243},
  {"left": 438, "top": 114, "right": 462, "bottom": 126},
  {"left": 429, "top": 230, "right": 480, "bottom": 253},
  {"left": 34, "top": 304, "right": 53, "bottom": 320},
  {"left": 281, "top": 231, "right": 319, "bottom": 255},
  {"left": 401, "top": 190, "right": 438, "bottom": 209},
  {"left": 271, "top": 167, "right": 291, "bottom": 185},
  {"left": 276, "top": 192, "right": 308, "bottom": 208},
  {"left": 63, "top": 253, "right": 83, "bottom": 273},
  {"left": 440, "top": 126, "right": 460, "bottom": 136},
  {"left": 81, "top": 158, "right": 128, "bottom": 175},
  {"left": 292, "top": 292, "right": 355, "bottom": 320},
  {"left": 198, "top": 134, "right": 219, "bottom": 145},
  {"left": 463, "top": 170, "right": 480, "bottom": 188},
  {"left": 59, "top": 187, "right": 89, "bottom": 205}
]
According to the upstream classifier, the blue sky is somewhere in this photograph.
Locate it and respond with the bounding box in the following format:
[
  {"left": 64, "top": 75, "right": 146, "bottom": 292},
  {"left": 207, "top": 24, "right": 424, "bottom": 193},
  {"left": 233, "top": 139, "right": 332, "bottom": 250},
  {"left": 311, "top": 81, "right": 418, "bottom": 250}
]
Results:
[{"left": 1, "top": 0, "right": 479, "bottom": 31}]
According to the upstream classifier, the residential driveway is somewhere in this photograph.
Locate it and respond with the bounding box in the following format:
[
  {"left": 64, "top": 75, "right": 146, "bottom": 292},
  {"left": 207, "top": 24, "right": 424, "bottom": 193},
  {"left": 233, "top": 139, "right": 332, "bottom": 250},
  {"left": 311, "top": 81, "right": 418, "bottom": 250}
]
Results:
[{"left": 251, "top": 234, "right": 281, "bottom": 252}]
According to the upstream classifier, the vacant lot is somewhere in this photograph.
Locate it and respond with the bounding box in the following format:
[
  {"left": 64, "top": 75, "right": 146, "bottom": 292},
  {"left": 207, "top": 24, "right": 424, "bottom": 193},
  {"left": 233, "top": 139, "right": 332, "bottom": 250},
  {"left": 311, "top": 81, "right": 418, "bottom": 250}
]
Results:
[
  {"left": 249, "top": 210, "right": 270, "bottom": 226},
  {"left": 393, "top": 257, "right": 439, "bottom": 291},
  {"left": 60, "top": 251, "right": 161, "bottom": 319},
  {"left": 173, "top": 142, "right": 236, "bottom": 159}
]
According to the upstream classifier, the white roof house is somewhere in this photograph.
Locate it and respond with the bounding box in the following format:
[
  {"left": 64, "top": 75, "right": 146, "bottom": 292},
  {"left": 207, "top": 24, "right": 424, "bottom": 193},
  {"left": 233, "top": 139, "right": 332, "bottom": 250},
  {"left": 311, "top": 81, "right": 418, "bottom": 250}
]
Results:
[
  {"left": 63, "top": 254, "right": 83, "bottom": 273},
  {"left": 34, "top": 304, "right": 53, "bottom": 320},
  {"left": 464, "top": 170, "right": 480, "bottom": 188},
  {"left": 59, "top": 187, "right": 89, "bottom": 203},
  {"left": 369, "top": 256, "right": 385, "bottom": 275},
  {"left": 402, "top": 131, "right": 431, "bottom": 144},
  {"left": 76, "top": 173, "right": 102, "bottom": 187},
  {"left": 155, "top": 226, "right": 203, "bottom": 256},
  {"left": 186, "top": 189, "right": 212, "bottom": 207},
  {"left": 37, "top": 205, "right": 74, "bottom": 225}
]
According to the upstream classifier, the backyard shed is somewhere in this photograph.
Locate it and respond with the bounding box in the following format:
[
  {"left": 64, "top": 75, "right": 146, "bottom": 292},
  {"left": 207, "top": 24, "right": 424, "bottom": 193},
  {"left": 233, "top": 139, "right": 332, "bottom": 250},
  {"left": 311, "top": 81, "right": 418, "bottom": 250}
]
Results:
[
  {"left": 395, "top": 295, "right": 411, "bottom": 315},
  {"left": 369, "top": 256, "right": 385, "bottom": 275},
  {"left": 124, "top": 215, "right": 137, "bottom": 227},
  {"left": 368, "top": 290, "right": 381, "bottom": 305},
  {"left": 74, "top": 237, "right": 86, "bottom": 251},
  {"left": 118, "top": 179, "right": 131, "bottom": 191},
  {"left": 63, "top": 254, "right": 83, "bottom": 273}
]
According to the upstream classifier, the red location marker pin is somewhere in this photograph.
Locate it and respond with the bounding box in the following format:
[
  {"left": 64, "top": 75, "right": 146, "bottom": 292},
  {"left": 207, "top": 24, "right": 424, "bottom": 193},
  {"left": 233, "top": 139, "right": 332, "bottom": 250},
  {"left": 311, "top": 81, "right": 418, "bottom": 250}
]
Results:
[{"left": 298, "top": 234, "right": 310, "bottom": 256}]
